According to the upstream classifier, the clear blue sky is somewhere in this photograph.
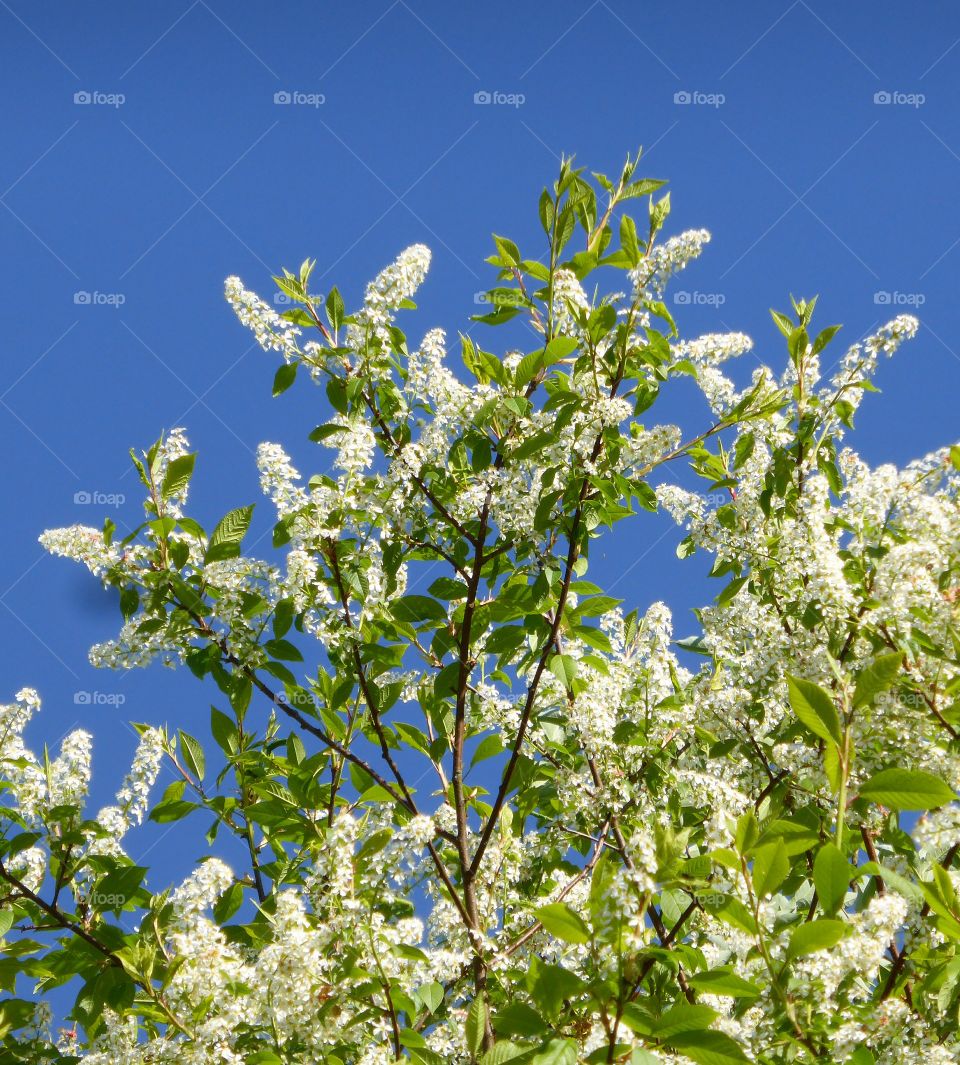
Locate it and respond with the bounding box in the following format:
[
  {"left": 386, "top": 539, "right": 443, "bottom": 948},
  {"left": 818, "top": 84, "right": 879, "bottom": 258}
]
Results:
[{"left": 2, "top": 2, "right": 959, "bottom": 884}]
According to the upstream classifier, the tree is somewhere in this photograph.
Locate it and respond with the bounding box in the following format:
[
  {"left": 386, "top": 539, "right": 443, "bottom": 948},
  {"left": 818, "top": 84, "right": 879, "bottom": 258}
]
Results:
[{"left": 1, "top": 151, "right": 959, "bottom": 1064}]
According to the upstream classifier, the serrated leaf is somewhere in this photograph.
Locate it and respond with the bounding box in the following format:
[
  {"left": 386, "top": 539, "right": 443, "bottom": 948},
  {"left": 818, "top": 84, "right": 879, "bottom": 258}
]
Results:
[
  {"left": 534, "top": 902, "right": 590, "bottom": 944},
  {"left": 858, "top": 767, "right": 955, "bottom": 810},
  {"left": 787, "top": 919, "right": 848, "bottom": 959},
  {"left": 326, "top": 286, "right": 344, "bottom": 330},
  {"left": 177, "top": 730, "right": 205, "bottom": 782},
  {"left": 480, "top": 1043, "right": 528, "bottom": 1065},
  {"left": 651, "top": 1004, "right": 716, "bottom": 1038},
  {"left": 531, "top": 1040, "right": 576, "bottom": 1065},
  {"left": 813, "top": 842, "right": 850, "bottom": 915},
  {"left": 547, "top": 655, "right": 577, "bottom": 689},
  {"left": 418, "top": 981, "right": 443, "bottom": 1015},
  {"left": 786, "top": 675, "right": 842, "bottom": 746},
  {"left": 852, "top": 652, "right": 902, "bottom": 709},
  {"left": 272, "top": 362, "right": 297, "bottom": 397},
  {"left": 160, "top": 453, "right": 195, "bottom": 500},
  {"left": 663, "top": 1031, "right": 750, "bottom": 1065},
  {"left": 687, "top": 969, "right": 761, "bottom": 998},
  {"left": 205, "top": 506, "right": 254, "bottom": 563},
  {"left": 465, "top": 997, "right": 488, "bottom": 1057},
  {"left": 752, "top": 838, "right": 789, "bottom": 898},
  {"left": 390, "top": 595, "right": 448, "bottom": 623}
]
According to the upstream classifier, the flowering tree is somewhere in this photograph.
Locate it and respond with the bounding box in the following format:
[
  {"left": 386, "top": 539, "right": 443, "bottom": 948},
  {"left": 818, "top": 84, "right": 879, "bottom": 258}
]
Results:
[{"left": 2, "top": 152, "right": 959, "bottom": 1064}]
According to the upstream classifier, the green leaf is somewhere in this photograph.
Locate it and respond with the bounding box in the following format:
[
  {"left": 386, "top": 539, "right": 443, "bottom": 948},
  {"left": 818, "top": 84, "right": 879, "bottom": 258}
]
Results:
[
  {"left": 465, "top": 997, "right": 488, "bottom": 1057},
  {"left": 94, "top": 865, "right": 147, "bottom": 911},
  {"left": 770, "top": 309, "right": 794, "bottom": 339},
  {"left": 272, "top": 361, "right": 297, "bottom": 397},
  {"left": 528, "top": 958, "right": 587, "bottom": 1019},
  {"left": 547, "top": 655, "right": 577, "bottom": 690},
  {"left": 390, "top": 595, "right": 448, "bottom": 623},
  {"left": 119, "top": 586, "right": 139, "bottom": 620},
  {"left": 811, "top": 323, "right": 842, "bottom": 355},
  {"left": 813, "top": 843, "right": 850, "bottom": 915},
  {"left": 663, "top": 1031, "right": 750, "bottom": 1065},
  {"left": 309, "top": 423, "right": 348, "bottom": 444},
  {"left": 177, "top": 730, "right": 205, "bottom": 782},
  {"left": 852, "top": 652, "right": 902, "bottom": 709},
  {"left": 651, "top": 1004, "right": 716, "bottom": 1039},
  {"left": 531, "top": 1040, "right": 577, "bottom": 1065},
  {"left": 705, "top": 895, "right": 757, "bottom": 935},
  {"left": 160, "top": 453, "right": 195, "bottom": 500},
  {"left": 492, "top": 1002, "right": 546, "bottom": 1039},
  {"left": 263, "top": 638, "right": 304, "bottom": 663},
  {"left": 543, "top": 335, "right": 579, "bottom": 363},
  {"left": 418, "top": 982, "right": 443, "bottom": 1015},
  {"left": 687, "top": 969, "right": 761, "bottom": 998},
  {"left": 514, "top": 351, "right": 545, "bottom": 389},
  {"left": 480, "top": 1043, "right": 528, "bottom": 1065},
  {"left": 205, "top": 506, "right": 254, "bottom": 563},
  {"left": 716, "top": 576, "right": 747, "bottom": 607},
  {"left": 210, "top": 707, "right": 238, "bottom": 755},
  {"left": 493, "top": 234, "right": 521, "bottom": 267},
  {"left": 326, "top": 286, "right": 344, "bottom": 330},
  {"left": 858, "top": 767, "right": 956, "bottom": 810},
  {"left": 622, "top": 177, "right": 666, "bottom": 200},
  {"left": 213, "top": 881, "right": 243, "bottom": 923},
  {"left": 786, "top": 675, "right": 842, "bottom": 745},
  {"left": 470, "top": 734, "right": 504, "bottom": 770},
  {"left": 787, "top": 919, "right": 848, "bottom": 959},
  {"left": 752, "top": 838, "right": 789, "bottom": 898},
  {"left": 534, "top": 902, "right": 591, "bottom": 944}
]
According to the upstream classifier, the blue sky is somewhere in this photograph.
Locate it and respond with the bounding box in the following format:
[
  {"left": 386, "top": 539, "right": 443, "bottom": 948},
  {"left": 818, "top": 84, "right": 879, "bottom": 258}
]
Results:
[{"left": 1, "top": 1, "right": 959, "bottom": 887}]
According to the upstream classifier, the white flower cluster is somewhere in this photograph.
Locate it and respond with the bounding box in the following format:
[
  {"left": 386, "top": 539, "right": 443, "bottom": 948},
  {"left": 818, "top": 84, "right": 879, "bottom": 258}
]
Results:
[
  {"left": 225, "top": 275, "right": 301, "bottom": 361},
  {"left": 630, "top": 228, "right": 711, "bottom": 297},
  {"left": 15, "top": 196, "right": 960, "bottom": 1064},
  {"left": 345, "top": 243, "right": 431, "bottom": 353}
]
